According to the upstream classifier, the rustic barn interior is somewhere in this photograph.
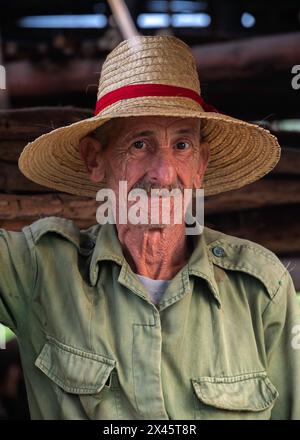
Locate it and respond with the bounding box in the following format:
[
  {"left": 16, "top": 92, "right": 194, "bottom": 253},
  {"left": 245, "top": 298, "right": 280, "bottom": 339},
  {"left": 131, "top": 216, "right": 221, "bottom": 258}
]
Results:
[{"left": 0, "top": 0, "right": 300, "bottom": 419}]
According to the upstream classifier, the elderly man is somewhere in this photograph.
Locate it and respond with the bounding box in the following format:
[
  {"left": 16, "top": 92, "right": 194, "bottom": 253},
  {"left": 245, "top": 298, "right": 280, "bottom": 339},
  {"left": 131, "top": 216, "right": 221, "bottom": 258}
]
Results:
[
  {"left": 0, "top": 36, "right": 300, "bottom": 420},
  {"left": 79, "top": 114, "right": 209, "bottom": 281}
]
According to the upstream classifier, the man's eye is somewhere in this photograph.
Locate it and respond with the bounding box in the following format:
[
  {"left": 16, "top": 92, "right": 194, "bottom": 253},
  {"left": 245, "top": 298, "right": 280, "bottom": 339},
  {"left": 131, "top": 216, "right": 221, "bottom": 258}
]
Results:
[
  {"left": 133, "top": 140, "right": 146, "bottom": 149},
  {"left": 175, "top": 141, "right": 189, "bottom": 150}
]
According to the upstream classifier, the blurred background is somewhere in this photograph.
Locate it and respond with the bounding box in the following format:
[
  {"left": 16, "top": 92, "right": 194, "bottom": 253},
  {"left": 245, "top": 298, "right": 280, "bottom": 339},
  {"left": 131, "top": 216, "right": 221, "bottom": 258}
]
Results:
[{"left": 0, "top": 0, "right": 300, "bottom": 419}]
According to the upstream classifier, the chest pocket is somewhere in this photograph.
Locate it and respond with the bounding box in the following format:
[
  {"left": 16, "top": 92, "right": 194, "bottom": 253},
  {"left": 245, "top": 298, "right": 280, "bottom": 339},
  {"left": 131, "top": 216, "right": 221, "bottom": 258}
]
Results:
[
  {"left": 35, "top": 337, "right": 117, "bottom": 419},
  {"left": 192, "top": 372, "right": 279, "bottom": 420}
]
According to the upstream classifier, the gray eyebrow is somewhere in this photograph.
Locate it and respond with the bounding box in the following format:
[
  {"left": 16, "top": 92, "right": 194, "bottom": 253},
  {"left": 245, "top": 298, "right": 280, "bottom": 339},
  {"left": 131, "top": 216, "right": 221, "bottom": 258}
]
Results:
[
  {"left": 129, "top": 128, "right": 198, "bottom": 139},
  {"left": 174, "top": 128, "right": 198, "bottom": 135},
  {"left": 130, "top": 130, "right": 154, "bottom": 138}
]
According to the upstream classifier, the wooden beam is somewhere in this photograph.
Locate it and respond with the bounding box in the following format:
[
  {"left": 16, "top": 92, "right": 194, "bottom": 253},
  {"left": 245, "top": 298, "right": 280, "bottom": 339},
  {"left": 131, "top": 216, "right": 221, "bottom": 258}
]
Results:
[
  {"left": 4, "top": 59, "right": 102, "bottom": 98},
  {"left": 0, "top": 193, "right": 96, "bottom": 230},
  {"left": 0, "top": 107, "right": 93, "bottom": 140},
  {"left": 3, "top": 32, "right": 300, "bottom": 97},
  {"left": 0, "top": 194, "right": 298, "bottom": 255},
  {"left": 0, "top": 163, "right": 54, "bottom": 192},
  {"left": 0, "top": 107, "right": 299, "bottom": 176},
  {"left": 2, "top": 138, "right": 298, "bottom": 175},
  {"left": 0, "top": 166, "right": 299, "bottom": 203},
  {"left": 206, "top": 204, "right": 300, "bottom": 255},
  {"left": 271, "top": 148, "right": 300, "bottom": 176},
  {"left": 0, "top": 193, "right": 96, "bottom": 220},
  {"left": 192, "top": 32, "right": 300, "bottom": 81},
  {"left": 205, "top": 178, "right": 300, "bottom": 213}
]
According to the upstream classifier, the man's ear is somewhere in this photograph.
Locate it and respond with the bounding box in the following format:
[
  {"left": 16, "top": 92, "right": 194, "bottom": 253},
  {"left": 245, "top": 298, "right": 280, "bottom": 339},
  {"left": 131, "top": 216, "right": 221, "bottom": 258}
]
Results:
[
  {"left": 79, "top": 136, "right": 106, "bottom": 182},
  {"left": 193, "top": 141, "right": 210, "bottom": 189}
]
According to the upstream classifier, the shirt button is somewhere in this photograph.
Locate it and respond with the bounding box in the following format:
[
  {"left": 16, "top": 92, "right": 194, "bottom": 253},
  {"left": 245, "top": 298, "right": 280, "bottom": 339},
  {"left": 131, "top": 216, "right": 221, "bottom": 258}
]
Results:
[{"left": 212, "top": 245, "right": 225, "bottom": 257}]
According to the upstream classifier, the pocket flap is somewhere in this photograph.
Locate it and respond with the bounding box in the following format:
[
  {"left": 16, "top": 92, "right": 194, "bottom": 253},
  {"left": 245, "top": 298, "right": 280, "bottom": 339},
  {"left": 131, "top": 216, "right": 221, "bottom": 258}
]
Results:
[
  {"left": 192, "top": 372, "right": 279, "bottom": 412},
  {"left": 35, "top": 337, "right": 116, "bottom": 394}
]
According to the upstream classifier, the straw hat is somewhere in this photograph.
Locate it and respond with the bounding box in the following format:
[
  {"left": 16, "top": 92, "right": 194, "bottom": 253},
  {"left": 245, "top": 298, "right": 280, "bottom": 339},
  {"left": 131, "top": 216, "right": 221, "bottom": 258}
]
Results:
[{"left": 18, "top": 35, "right": 280, "bottom": 197}]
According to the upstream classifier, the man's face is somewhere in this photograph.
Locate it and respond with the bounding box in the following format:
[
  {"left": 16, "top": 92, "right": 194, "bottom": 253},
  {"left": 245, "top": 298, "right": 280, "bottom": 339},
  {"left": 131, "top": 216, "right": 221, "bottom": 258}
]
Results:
[
  {"left": 80, "top": 115, "right": 210, "bottom": 227},
  {"left": 96, "top": 116, "right": 208, "bottom": 190}
]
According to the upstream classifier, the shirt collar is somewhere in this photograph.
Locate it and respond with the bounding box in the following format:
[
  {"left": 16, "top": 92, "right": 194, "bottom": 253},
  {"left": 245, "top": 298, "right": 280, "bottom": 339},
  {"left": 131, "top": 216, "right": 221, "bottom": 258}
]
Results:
[
  {"left": 187, "top": 230, "right": 222, "bottom": 308},
  {"left": 89, "top": 222, "right": 221, "bottom": 308},
  {"left": 89, "top": 222, "right": 125, "bottom": 286}
]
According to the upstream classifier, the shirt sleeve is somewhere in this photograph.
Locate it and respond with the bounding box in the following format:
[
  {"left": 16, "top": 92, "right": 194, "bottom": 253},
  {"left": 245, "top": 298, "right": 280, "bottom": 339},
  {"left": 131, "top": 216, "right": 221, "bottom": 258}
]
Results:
[
  {"left": 0, "top": 227, "right": 35, "bottom": 335},
  {"left": 263, "top": 268, "right": 300, "bottom": 420}
]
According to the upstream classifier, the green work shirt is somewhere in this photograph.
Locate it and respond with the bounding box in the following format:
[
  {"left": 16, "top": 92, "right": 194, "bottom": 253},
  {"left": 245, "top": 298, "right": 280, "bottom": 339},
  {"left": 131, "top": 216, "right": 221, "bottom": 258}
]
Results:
[{"left": 0, "top": 216, "right": 300, "bottom": 420}]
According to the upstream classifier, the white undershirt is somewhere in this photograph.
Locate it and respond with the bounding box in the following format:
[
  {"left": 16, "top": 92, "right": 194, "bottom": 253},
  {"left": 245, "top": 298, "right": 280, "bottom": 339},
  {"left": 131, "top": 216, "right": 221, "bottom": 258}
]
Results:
[{"left": 136, "top": 274, "right": 171, "bottom": 305}]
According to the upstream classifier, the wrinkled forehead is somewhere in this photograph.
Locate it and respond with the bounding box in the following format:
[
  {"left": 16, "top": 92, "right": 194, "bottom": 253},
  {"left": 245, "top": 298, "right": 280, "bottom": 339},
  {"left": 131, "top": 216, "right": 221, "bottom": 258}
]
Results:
[
  {"left": 92, "top": 115, "right": 201, "bottom": 148},
  {"left": 115, "top": 115, "right": 201, "bottom": 133}
]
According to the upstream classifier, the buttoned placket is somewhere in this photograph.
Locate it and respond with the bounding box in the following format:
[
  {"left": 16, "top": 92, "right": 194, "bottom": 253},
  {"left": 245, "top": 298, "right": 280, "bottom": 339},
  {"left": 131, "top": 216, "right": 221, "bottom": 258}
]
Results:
[
  {"left": 117, "top": 259, "right": 197, "bottom": 419},
  {"left": 117, "top": 262, "right": 169, "bottom": 419}
]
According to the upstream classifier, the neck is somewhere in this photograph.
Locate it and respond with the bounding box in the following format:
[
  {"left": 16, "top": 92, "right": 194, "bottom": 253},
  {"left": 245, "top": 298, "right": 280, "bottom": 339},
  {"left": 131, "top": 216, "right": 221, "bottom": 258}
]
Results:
[{"left": 116, "top": 223, "right": 191, "bottom": 280}]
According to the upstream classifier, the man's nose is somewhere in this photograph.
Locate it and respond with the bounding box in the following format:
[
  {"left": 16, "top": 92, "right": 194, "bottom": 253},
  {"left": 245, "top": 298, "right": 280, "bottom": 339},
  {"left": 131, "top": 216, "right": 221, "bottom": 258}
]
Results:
[{"left": 147, "top": 149, "right": 177, "bottom": 187}]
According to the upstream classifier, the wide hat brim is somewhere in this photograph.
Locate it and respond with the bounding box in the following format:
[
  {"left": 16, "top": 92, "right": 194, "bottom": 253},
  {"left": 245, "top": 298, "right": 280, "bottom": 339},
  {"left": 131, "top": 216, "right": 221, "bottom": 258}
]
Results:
[{"left": 18, "top": 96, "right": 280, "bottom": 197}]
